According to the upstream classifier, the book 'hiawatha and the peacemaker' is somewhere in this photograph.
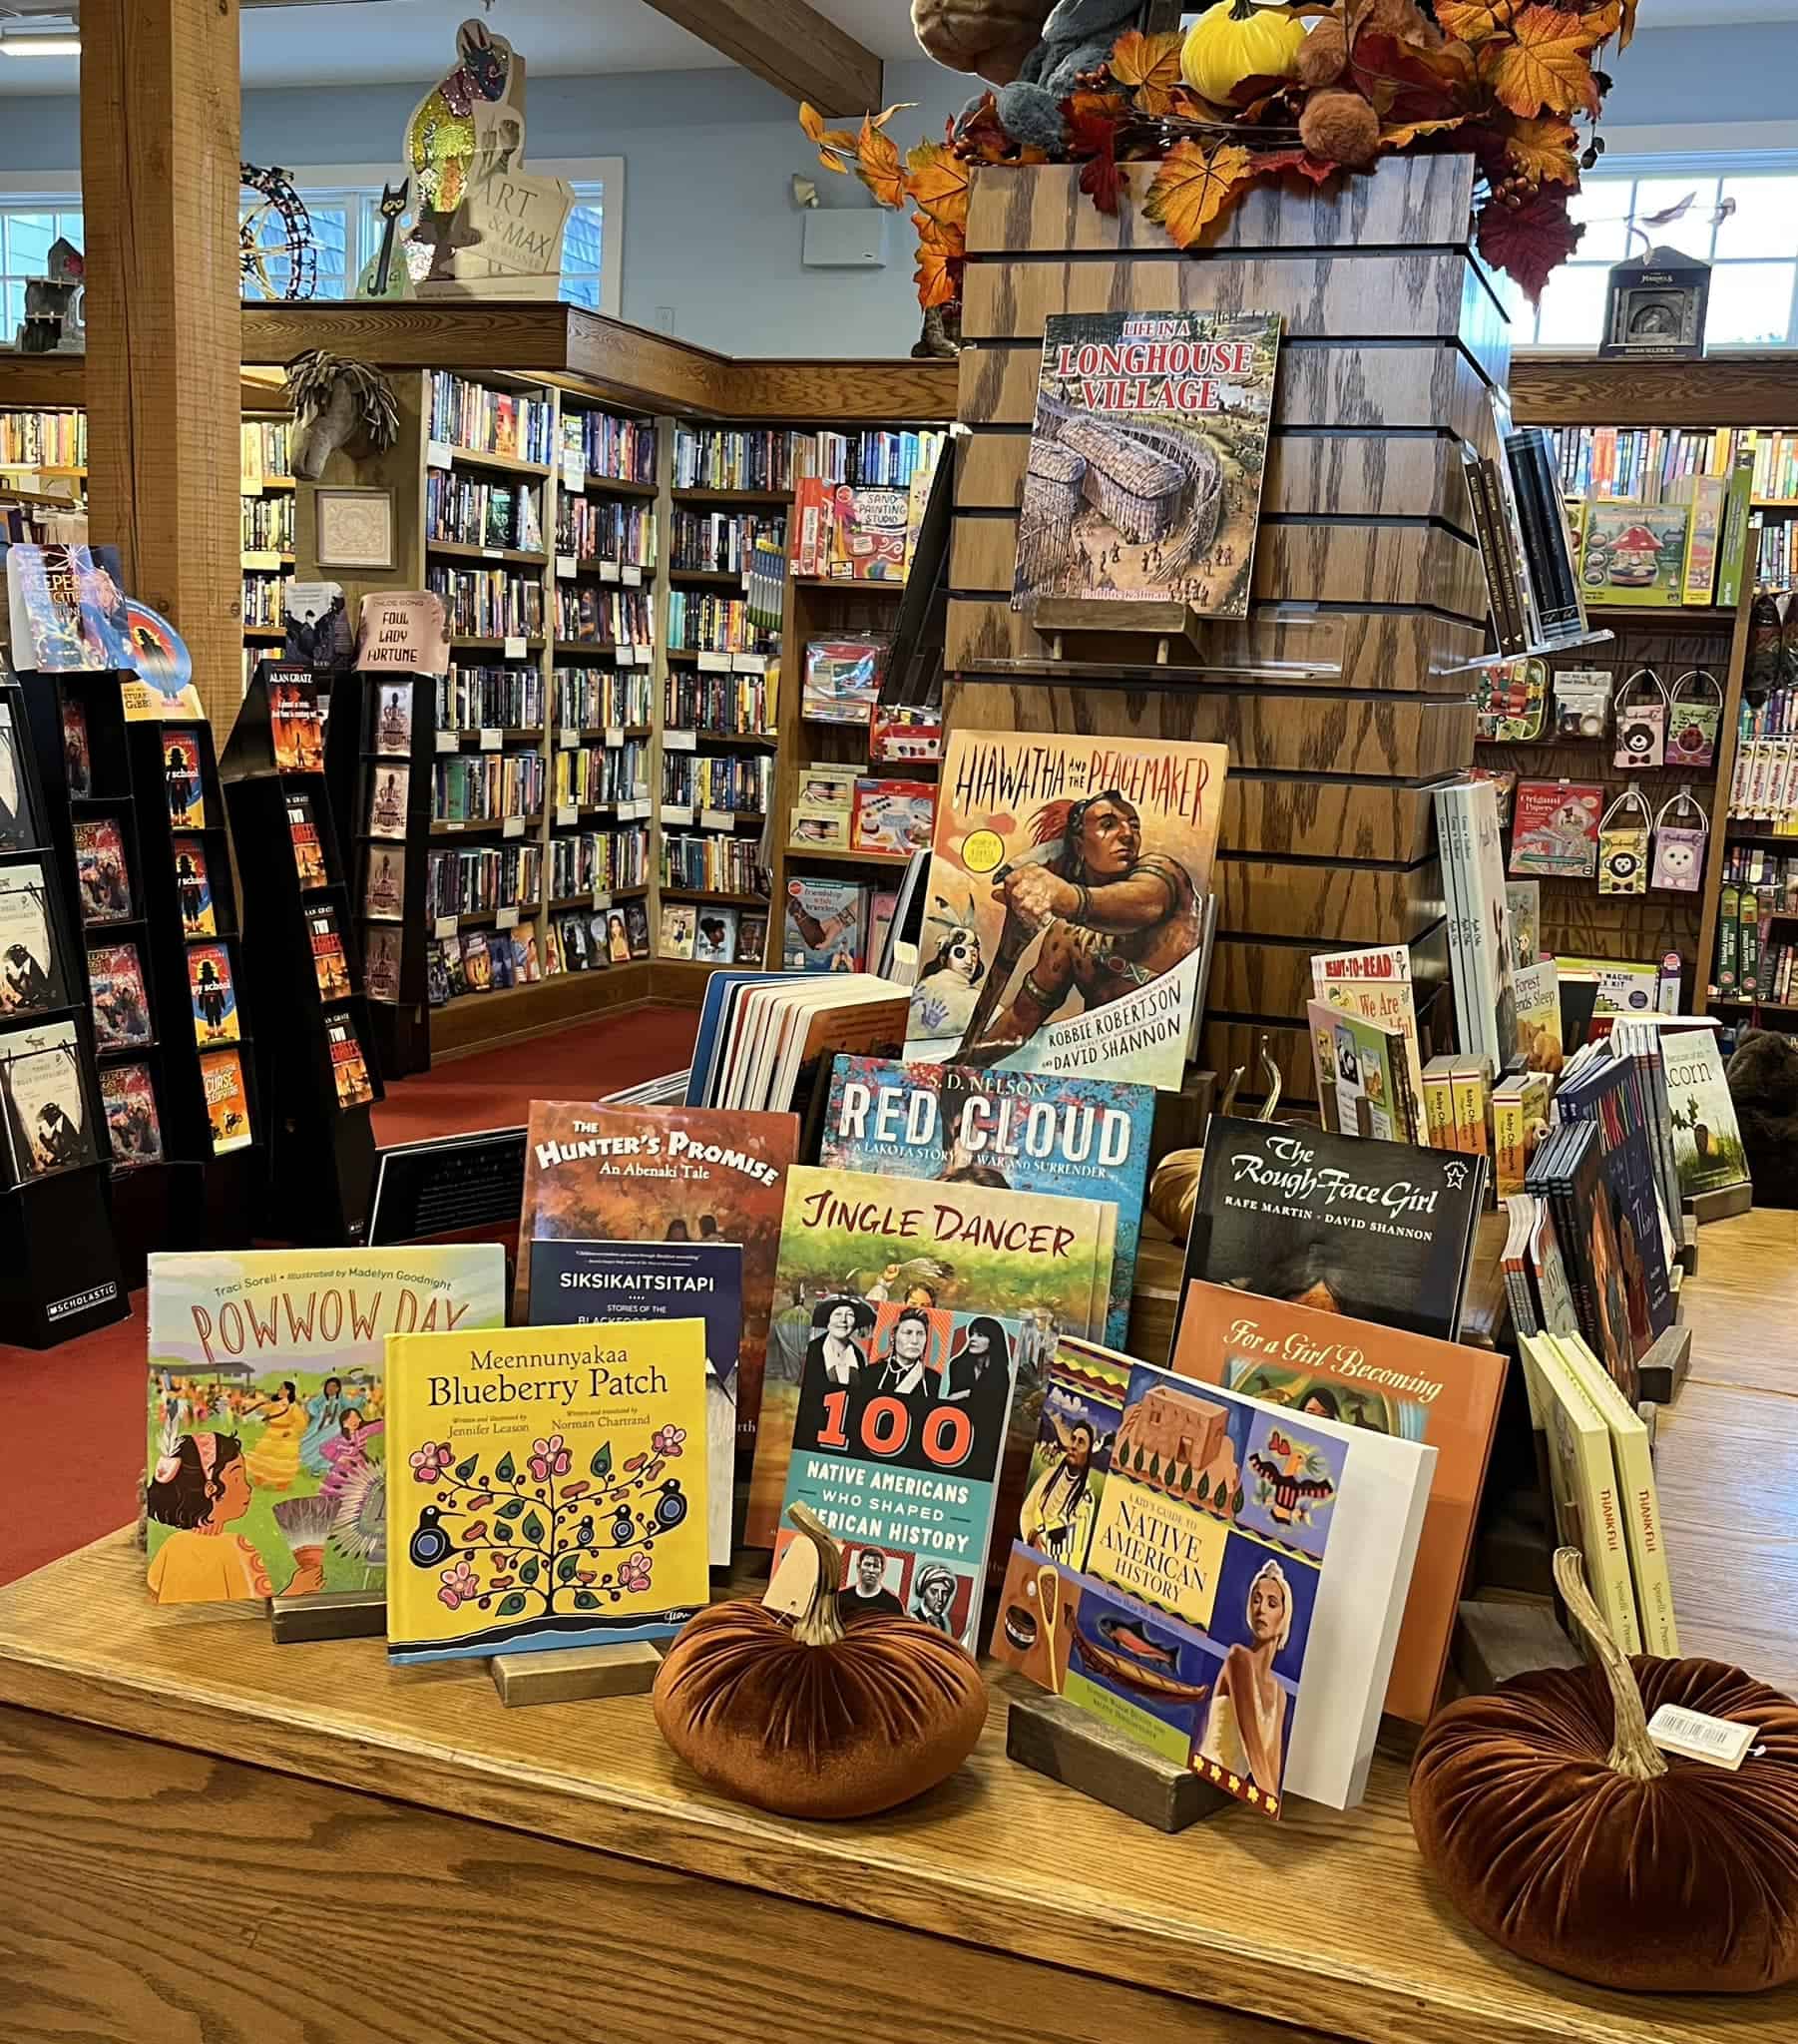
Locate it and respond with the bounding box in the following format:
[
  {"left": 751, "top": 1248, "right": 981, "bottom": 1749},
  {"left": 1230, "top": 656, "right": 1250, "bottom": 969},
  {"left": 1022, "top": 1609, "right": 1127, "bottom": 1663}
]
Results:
[{"left": 905, "top": 729, "right": 1226, "bottom": 1090}]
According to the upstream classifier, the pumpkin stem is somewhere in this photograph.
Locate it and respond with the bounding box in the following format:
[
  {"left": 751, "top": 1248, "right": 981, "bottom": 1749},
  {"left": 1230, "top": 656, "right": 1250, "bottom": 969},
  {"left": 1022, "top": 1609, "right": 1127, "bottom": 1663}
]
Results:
[
  {"left": 787, "top": 1502, "right": 846, "bottom": 1649},
  {"left": 1552, "top": 1546, "right": 1669, "bottom": 1783}
]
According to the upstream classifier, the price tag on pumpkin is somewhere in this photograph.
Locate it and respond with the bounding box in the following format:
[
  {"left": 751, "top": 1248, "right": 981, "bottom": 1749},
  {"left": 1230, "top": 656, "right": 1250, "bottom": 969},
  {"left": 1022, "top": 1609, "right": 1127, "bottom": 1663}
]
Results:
[{"left": 1647, "top": 1705, "right": 1757, "bottom": 1772}]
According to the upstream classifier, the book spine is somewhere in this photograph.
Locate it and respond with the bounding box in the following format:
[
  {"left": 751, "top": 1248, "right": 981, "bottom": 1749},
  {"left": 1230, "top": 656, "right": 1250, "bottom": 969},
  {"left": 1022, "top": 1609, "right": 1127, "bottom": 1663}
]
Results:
[
  {"left": 1612, "top": 1415, "right": 1678, "bottom": 1655},
  {"left": 1717, "top": 444, "right": 1756, "bottom": 611},
  {"left": 1423, "top": 1069, "right": 1453, "bottom": 1149},
  {"left": 1506, "top": 430, "right": 1581, "bottom": 634},
  {"left": 1565, "top": 1391, "right": 1644, "bottom": 1656},
  {"left": 1464, "top": 451, "right": 1527, "bottom": 654},
  {"left": 1434, "top": 788, "right": 1477, "bottom": 1065}
]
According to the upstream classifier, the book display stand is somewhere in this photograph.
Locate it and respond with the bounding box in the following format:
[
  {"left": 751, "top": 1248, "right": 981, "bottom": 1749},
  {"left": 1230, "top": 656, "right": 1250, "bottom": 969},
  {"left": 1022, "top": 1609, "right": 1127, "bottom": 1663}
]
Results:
[
  {"left": 1, "top": 672, "right": 128, "bottom": 1342},
  {"left": 222, "top": 661, "right": 381, "bottom": 1246}
]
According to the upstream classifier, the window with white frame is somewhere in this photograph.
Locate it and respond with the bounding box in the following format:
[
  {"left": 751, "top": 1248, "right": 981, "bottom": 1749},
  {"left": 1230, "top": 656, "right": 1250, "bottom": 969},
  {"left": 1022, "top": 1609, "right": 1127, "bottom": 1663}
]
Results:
[
  {"left": 1517, "top": 162, "right": 1798, "bottom": 349},
  {"left": 0, "top": 205, "right": 84, "bottom": 340}
]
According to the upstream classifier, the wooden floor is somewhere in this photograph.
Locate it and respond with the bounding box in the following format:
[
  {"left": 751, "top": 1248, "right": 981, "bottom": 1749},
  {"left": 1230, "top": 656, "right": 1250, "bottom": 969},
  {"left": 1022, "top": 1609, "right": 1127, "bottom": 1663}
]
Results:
[{"left": 0, "top": 1212, "right": 1792, "bottom": 2044}]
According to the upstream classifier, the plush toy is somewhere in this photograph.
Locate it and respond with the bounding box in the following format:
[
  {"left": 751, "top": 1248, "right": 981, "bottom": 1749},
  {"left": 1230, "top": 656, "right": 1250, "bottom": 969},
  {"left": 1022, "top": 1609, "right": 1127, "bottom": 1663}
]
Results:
[
  {"left": 1727, "top": 1028, "right": 1798, "bottom": 1210},
  {"left": 930, "top": 0, "right": 1146, "bottom": 150}
]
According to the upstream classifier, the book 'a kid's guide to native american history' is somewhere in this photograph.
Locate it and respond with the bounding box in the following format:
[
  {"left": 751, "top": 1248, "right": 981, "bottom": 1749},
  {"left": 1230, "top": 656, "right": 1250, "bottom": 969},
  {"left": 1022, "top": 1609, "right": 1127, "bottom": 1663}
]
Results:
[
  {"left": 143, "top": 1248, "right": 507, "bottom": 1606},
  {"left": 905, "top": 730, "right": 1226, "bottom": 1091},
  {"left": 1012, "top": 310, "right": 1281, "bottom": 620},
  {"left": 385, "top": 1319, "right": 710, "bottom": 1665}
]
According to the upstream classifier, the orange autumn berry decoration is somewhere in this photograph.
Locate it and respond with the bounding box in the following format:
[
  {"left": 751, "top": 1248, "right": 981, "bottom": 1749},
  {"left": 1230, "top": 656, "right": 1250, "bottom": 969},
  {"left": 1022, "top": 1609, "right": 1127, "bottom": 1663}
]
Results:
[{"left": 653, "top": 1502, "right": 989, "bottom": 1820}]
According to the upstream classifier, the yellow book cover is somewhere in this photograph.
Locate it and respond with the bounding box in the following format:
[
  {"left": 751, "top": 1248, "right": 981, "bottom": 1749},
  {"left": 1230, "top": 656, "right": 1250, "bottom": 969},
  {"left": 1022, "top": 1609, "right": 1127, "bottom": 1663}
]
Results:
[
  {"left": 1421, "top": 1059, "right": 1455, "bottom": 1150},
  {"left": 385, "top": 1319, "right": 710, "bottom": 1664},
  {"left": 1450, "top": 1058, "right": 1490, "bottom": 1157}
]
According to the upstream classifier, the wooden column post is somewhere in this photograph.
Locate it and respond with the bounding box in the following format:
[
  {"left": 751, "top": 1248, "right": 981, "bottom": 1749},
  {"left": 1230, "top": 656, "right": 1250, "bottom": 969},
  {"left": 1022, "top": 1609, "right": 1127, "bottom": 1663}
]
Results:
[{"left": 81, "top": 0, "right": 242, "bottom": 728}]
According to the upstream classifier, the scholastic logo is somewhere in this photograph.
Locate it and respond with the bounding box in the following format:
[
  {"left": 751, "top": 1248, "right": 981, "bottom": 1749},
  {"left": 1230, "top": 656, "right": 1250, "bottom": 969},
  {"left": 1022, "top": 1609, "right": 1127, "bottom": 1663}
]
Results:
[{"left": 47, "top": 1281, "right": 119, "bottom": 1321}]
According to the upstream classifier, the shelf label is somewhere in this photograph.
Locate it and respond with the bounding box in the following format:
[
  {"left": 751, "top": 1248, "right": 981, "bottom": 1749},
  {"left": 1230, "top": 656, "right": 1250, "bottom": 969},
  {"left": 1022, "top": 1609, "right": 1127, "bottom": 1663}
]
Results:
[
  {"left": 662, "top": 803, "right": 694, "bottom": 826},
  {"left": 427, "top": 439, "right": 453, "bottom": 471},
  {"left": 434, "top": 730, "right": 458, "bottom": 754},
  {"left": 479, "top": 728, "right": 501, "bottom": 752},
  {"left": 441, "top": 820, "right": 464, "bottom": 832},
  {"left": 241, "top": 549, "right": 280, "bottom": 571},
  {"left": 503, "top": 814, "right": 525, "bottom": 840},
  {"left": 600, "top": 560, "right": 621, "bottom": 584},
  {"left": 733, "top": 653, "right": 767, "bottom": 674},
  {"left": 559, "top": 727, "right": 579, "bottom": 750},
  {"left": 632, "top": 644, "right": 653, "bottom": 667},
  {"left": 697, "top": 651, "right": 730, "bottom": 673},
  {"left": 665, "top": 729, "right": 697, "bottom": 753},
  {"left": 483, "top": 545, "right": 502, "bottom": 560},
  {"left": 700, "top": 808, "right": 734, "bottom": 833},
  {"left": 592, "top": 887, "right": 612, "bottom": 912},
  {"left": 503, "top": 636, "right": 527, "bottom": 661},
  {"left": 496, "top": 904, "right": 519, "bottom": 932},
  {"left": 604, "top": 725, "right": 625, "bottom": 749},
  {"left": 433, "top": 914, "right": 458, "bottom": 940},
  {"left": 633, "top": 780, "right": 651, "bottom": 800},
  {"left": 561, "top": 451, "right": 585, "bottom": 493},
  {"left": 556, "top": 801, "right": 578, "bottom": 827},
  {"left": 556, "top": 553, "right": 577, "bottom": 580},
  {"left": 622, "top": 564, "right": 642, "bottom": 587}
]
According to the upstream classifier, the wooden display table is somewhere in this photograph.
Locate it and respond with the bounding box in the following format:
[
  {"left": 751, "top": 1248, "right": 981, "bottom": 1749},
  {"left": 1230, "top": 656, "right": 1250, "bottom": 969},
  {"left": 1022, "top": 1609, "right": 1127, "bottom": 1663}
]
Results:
[{"left": 1, "top": 1213, "right": 1794, "bottom": 2044}]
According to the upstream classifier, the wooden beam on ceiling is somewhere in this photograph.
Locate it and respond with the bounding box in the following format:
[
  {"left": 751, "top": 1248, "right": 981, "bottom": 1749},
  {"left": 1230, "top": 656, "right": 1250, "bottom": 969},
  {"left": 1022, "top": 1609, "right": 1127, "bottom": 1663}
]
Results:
[{"left": 639, "top": 0, "right": 882, "bottom": 112}]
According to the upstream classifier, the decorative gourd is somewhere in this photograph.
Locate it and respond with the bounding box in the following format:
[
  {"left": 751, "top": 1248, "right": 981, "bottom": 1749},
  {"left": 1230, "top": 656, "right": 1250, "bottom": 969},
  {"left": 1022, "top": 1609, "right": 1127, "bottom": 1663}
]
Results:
[
  {"left": 653, "top": 1502, "right": 989, "bottom": 1819},
  {"left": 1180, "top": 0, "right": 1307, "bottom": 105},
  {"left": 1412, "top": 1547, "right": 1798, "bottom": 1994}
]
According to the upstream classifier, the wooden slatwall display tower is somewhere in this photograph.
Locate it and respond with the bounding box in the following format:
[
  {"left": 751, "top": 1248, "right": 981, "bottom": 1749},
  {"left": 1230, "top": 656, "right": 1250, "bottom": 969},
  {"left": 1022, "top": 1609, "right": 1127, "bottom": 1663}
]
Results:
[
  {"left": 948, "top": 158, "right": 1500, "bottom": 1106},
  {"left": 1, "top": 674, "right": 128, "bottom": 1343}
]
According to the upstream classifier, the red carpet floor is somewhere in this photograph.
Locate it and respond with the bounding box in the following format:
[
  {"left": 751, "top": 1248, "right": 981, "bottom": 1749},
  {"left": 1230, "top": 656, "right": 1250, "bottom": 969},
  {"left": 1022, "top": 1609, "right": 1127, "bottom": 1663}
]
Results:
[{"left": 0, "top": 1005, "right": 697, "bottom": 1589}]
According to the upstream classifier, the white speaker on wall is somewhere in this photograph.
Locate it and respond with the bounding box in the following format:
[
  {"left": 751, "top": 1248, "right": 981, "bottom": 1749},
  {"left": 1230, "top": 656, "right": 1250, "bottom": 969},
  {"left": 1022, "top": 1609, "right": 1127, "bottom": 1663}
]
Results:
[{"left": 801, "top": 211, "right": 889, "bottom": 269}]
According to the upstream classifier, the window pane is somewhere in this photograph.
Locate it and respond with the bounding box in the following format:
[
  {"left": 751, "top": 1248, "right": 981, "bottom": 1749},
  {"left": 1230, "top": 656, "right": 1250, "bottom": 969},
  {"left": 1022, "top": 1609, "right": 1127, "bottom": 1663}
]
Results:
[
  {"left": 1569, "top": 180, "right": 1631, "bottom": 265},
  {"left": 1535, "top": 262, "right": 1610, "bottom": 348},
  {"left": 1706, "top": 260, "right": 1796, "bottom": 346},
  {"left": 6, "top": 214, "right": 53, "bottom": 273},
  {"left": 55, "top": 211, "right": 83, "bottom": 250},
  {"left": 560, "top": 275, "right": 602, "bottom": 310},
  {"left": 2, "top": 282, "right": 21, "bottom": 337},
  {"left": 564, "top": 201, "right": 603, "bottom": 276},
  {"left": 1714, "top": 175, "right": 1798, "bottom": 261},
  {"left": 1628, "top": 176, "right": 1719, "bottom": 259}
]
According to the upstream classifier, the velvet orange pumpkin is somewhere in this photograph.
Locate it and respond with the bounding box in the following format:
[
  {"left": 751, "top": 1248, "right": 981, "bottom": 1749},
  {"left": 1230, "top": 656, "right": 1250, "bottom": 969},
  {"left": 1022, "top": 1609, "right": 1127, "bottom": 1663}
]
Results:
[
  {"left": 1412, "top": 1548, "right": 1798, "bottom": 1994},
  {"left": 654, "top": 1504, "right": 989, "bottom": 1819}
]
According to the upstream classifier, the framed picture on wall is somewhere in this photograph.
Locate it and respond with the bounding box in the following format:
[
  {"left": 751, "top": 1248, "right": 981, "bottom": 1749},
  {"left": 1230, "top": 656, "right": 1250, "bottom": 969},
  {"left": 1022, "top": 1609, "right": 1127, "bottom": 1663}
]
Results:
[{"left": 314, "top": 486, "right": 396, "bottom": 572}]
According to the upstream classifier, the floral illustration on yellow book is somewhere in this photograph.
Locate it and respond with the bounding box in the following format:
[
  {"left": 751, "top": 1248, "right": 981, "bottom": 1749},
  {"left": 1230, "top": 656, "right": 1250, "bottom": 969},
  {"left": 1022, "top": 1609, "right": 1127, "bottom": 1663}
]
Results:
[{"left": 402, "top": 1422, "right": 691, "bottom": 1620}]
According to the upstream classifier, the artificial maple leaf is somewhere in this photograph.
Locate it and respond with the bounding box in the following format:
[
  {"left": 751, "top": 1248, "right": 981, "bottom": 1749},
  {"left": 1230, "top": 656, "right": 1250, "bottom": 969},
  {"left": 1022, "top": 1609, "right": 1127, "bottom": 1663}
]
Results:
[
  {"left": 913, "top": 215, "right": 962, "bottom": 310},
  {"left": 907, "top": 141, "right": 971, "bottom": 229},
  {"left": 1483, "top": 4, "right": 1613, "bottom": 118},
  {"left": 867, "top": 101, "right": 916, "bottom": 132},
  {"left": 1064, "top": 88, "right": 1129, "bottom": 126},
  {"left": 798, "top": 101, "right": 827, "bottom": 144},
  {"left": 1506, "top": 113, "right": 1580, "bottom": 185},
  {"left": 1063, "top": 96, "right": 1125, "bottom": 216},
  {"left": 1143, "top": 141, "right": 1253, "bottom": 251},
  {"left": 1477, "top": 183, "right": 1583, "bottom": 301},
  {"left": 1432, "top": 0, "right": 1516, "bottom": 43},
  {"left": 856, "top": 117, "right": 908, "bottom": 209},
  {"left": 1617, "top": 0, "right": 1638, "bottom": 49},
  {"left": 1351, "top": 28, "right": 1476, "bottom": 126},
  {"left": 1380, "top": 113, "right": 1469, "bottom": 149},
  {"left": 1250, "top": 147, "right": 1342, "bottom": 187},
  {"left": 1109, "top": 27, "right": 1186, "bottom": 116}
]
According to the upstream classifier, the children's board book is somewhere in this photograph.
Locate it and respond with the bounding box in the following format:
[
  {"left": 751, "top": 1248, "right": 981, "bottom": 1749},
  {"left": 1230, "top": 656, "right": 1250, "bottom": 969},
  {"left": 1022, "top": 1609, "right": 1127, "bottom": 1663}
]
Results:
[
  {"left": 906, "top": 728, "right": 1226, "bottom": 1090},
  {"left": 772, "top": 1299, "right": 1021, "bottom": 1652},
  {"left": 1011, "top": 310, "right": 1281, "bottom": 621},
  {"left": 992, "top": 1336, "right": 1434, "bottom": 1812},
  {"left": 516, "top": 1102, "right": 798, "bottom": 1462},
  {"left": 144, "top": 1247, "right": 506, "bottom": 1605},
  {"left": 528, "top": 1238, "right": 742, "bottom": 1568},
  {"left": 819, "top": 1054, "right": 1153, "bottom": 1350},
  {"left": 1172, "top": 1280, "right": 1506, "bottom": 1724},
  {"left": 1661, "top": 1026, "right": 1750, "bottom": 1198},
  {"left": 744, "top": 1162, "right": 1117, "bottom": 1546},
  {"left": 385, "top": 1319, "right": 709, "bottom": 1664}
]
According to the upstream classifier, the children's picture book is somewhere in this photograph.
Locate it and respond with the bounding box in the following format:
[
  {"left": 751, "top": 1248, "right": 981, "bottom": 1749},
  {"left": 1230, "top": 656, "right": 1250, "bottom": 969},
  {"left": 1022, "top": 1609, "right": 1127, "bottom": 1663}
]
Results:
[
  {"left": 270, "top": 676, "right": 326, "bottom": 773},
  {"left": 907, "top": 729, "right": 1227, "bottom": 1089},
  {"left": 1515, "top": 958, "right": 1564, "bottom": 1076},
  {"left": 6, "top": 544, "right": 133, "bottom": 671},
  {"left": 201, "top": 1047, "right": 252, "bottom": 1155},
  {"left": 326, "top": 1013, "right": 375, "bottom": 1109},
  {"left": 120, "top": 598, "right": 205, "bottom": 721},
  {"left": 624, "top": 900, "right": 651, "bottom": 960},
  {"left": 375, "top": 682, "right": 414, "bottom": 756},
  {"left": 783, "top": 875, "right": 865, "bottom": 971},
  {"left": 659, "top": 901, "right": 696, "bottom": 960},
  {"left": 1510, "top": 779, "right": 1603, "bottom": 878},
  {"left": 1011, "top": 310, "right": 1281, "bottom": 620},
  {"left": 0, "top": 1018, "right": 94, "bottom": 1181},
  {"left": 528, "top": 1238, "right": 743, "bottom": 1568},
  {"left": 773, "top": 1298, "right": 1022, "bottom": 1650},
  {"left": 58, "top": 693, "right": 90, "bottom": 801},
  {"left": 287, "top": 793, "right": 329, "bottom": 889},
  {"left": 1506, "top": 880, "right": 1541, "bottom": 969},
  {"left": 736, "top": 911, "right": 767, "bottom": 968},
  {"left": 173, "top": 838, "right": 216, "bottom": 937},
  {"left": 144, "top": 1247, "right": 507, "bottom": 1605},
  {"left": 1306, "top": 1000, "right": 1415, "bottom": 1143},
  {"left": 0, "top": 860, "right": 64, "bottom": 1017},
  {"left": 0, "top": 701, "right": 33, "bottom": 852},
  {"left": 993, "top": 1337, "right": 1434, "bottom": 1812},
  {"left": 819, "top": 1055, "right": 1151, "bottom": 1349},
  {"left": 384, "top": 1318, "right": 709, "bottom": 1664},
  {"left": 1577, "top": 499, "right": 1690, "bottom": 607},
  {"left": 1309, "top": 944, "right": 1425, "bottom": 1113},
  {"left": 88, "top": 941, "right": 153, "bottom": 1052},
  {"left": 368, "top": 765, "right": 410, "bottom": 839},
  {"left": 100, "top": 1059, "right": 163, "bottom": 1167},
  {"left": 1177, "top": 1117, "right": 1487, "bottom": 1345},
  {"left": 188, "top": 943, "right": 238, "bottom": 1047},
  {"left": 307, "top": 904, "right": 351, "bottom": 1003},
  {"left": 1173, "top": 1280, "right": 1505, "bottom": 1724},
  {"left": 364, "top": 924, "right": 403, "bottom": 1003},
  {"left": 516, "top": 1102, "right": 800, "bottom": 1463},
  {"left": 1662, "top": 1025, "right": 1750, "bottom": 1198},
  {"left": 354, "top": 592, "right": 451, "bottom": 674},
  {"left": 747, "top": 1163, "right": 1117, "bottom": 1546},
  {"left": 164, "top": 733, "right": 207, "bottom": 830},
  {"left": 363, "top": 844, "right": 404, "bottom": 919},
  {"left": 693, "top": 906, "right": 737, "bottom": 965}
]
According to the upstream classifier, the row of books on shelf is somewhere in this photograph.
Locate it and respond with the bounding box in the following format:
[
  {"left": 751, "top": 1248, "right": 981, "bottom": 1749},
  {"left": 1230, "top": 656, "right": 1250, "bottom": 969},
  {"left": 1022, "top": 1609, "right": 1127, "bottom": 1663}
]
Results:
[
  {"left": 810, "top": 428, "right": 944, "bottom": 489},
  {"left": 435, "top": 664, "right": 545, "bottom": 734},
  {"left": 663, "top": 752, "right": 770, "bottom": 813},
  {"left": 428, "top": 372, "right": 556, "bottom": 467},
  {"left": 662, "top": 831, "right": 764, "bottom": 895},
  {"left": 241, "top": 575, "right": 286, "bottom": 627},
  {"left": 668, "top": 590, "right": 773, "bottom": 655},
  {"left": 1463, "top": 421, "right": 1585, "bottom": 656},
  {"left": 556, "top": 666, "right": 652, "bottom": 730},
  {"left": 426, "top": 752, "right": 547, "bottom": 825},
  {"left": 1754, "top": 517, "right": 1795, "bottom": 595},
  {"left": 1727, "top": 735, "right": 1798, "bottom": 831},
  {"left": 1546, "top": 422, "right": 1742, "bottom": 503},
  {"left": 0, "top": 407, "right": 85, "bottom": 469},
  {"left": 1717, "top": 877, "right": 1798, "bottom": 999},
  {"left": 658, "top": 900, "right": 767, "bottom": 966},
  {"left": 425, "top": 566, "right": 544, "bottom": 641},
  {"left": 425, "top": 472, "right": 544, "bottom": 554},
  {"left": 672, "top": 426, "right": 797, "bottom": 494},
  {"left": 424, "top": 842, "right": 543, "bottom": 920},
  {"left": 547, "top": 823, "right": 650, "bottom": 899},
  {"left": 555, "top": 740, "right": 648, "bottom": 808},
  {"left": 423, "top": 901, "right": 652, "bottom": 1002},
  {"left": 555, "top": 585, "right": 653, "bottom": 646},
  {"left": 239, "top": 496, "right": 294, "bottom": 554},
  {"left": 664, "top": 668, "right": 774, "bottom": 735},
  {"left": 792, "top": 766, "right": 935, "bottom": 857},
  {"left": 1736, "top": 932, "right": 1798, "bottom": 1005},
  {"left": 561, "top": 406, "right": 656, "bottom": 487},
  {"left": 670, "top": 508, "right": 784, "bottom": 575},
  {"left": 557, "top": 494, "right": 655, "bottom": 568},
  {"left": 239, "top": 419, "right": 291, "bottom": 488}
]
